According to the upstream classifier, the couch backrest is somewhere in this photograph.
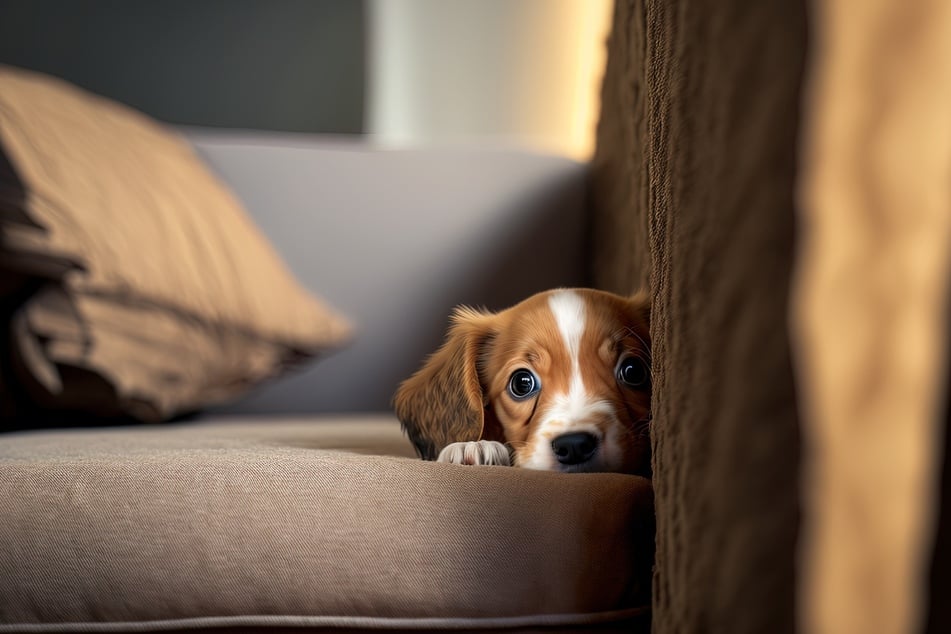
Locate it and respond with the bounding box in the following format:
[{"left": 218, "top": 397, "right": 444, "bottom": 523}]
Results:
[{"left": 183, "top": 130, "right": 587, "bottom": 413}]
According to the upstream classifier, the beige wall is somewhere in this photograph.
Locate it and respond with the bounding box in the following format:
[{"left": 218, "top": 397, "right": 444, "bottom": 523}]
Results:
[{"left": 367, "top": 0, "right": 612, "bottom": 160}]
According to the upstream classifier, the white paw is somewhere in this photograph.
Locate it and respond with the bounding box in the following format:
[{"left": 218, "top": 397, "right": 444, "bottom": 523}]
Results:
[{"left": 437, "top": 440, "right": 511, "bottom": 466}]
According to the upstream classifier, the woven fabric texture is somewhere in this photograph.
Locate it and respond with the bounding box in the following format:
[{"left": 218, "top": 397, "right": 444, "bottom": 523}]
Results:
[
  {"left": 592, "top": 1, "right": 806, "bottom": 632},
  {"left": 0, "top": 416, "right": 654, "bottom": 630}
]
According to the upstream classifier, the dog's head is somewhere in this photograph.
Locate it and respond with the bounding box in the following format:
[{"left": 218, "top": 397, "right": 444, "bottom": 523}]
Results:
[{"left": 394, "top": 288, "right": 651, "bottom": 475}]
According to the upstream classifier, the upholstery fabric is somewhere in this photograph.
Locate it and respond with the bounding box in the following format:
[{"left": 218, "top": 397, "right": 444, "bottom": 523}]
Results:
[
  {"left": 0, "top": 65, "right": 350, "bottom": 423},
  {"left": 792, "top": 1, "right": 951, "bottom": 633},
  {"left": 592, "top": 1, "right": 807, "bottom": 632},
  {"left": 0, "top": 415, "right": 653, "bottom": 632},
  {"left": 184, "top": 130, "right": 587, "bottom": 414}
]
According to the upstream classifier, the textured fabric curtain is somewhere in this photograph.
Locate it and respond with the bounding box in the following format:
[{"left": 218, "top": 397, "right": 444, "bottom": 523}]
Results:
[
  {"left": 592, "top": 1, "right": 951, "bottom": 633},
  {"left": 794, "top": 2, "right": 951, "bottom": 633},
  {"left": 593, "top": 1, "right": 805, "bottom": 631}
]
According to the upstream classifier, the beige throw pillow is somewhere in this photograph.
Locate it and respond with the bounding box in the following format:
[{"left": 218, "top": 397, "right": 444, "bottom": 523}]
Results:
[{"left": 0, "top": 65, "right": 351, "bottom": 422}]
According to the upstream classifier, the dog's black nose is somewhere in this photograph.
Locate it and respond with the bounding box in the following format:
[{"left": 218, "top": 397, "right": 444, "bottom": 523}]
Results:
[{"left": 551, "top": 432, "right": 599, "bottom": 465}]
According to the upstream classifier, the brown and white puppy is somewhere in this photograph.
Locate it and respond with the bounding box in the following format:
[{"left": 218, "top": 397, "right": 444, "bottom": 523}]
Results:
[{"left": 394, "top": 288, "right": 651, "bottom": 475}]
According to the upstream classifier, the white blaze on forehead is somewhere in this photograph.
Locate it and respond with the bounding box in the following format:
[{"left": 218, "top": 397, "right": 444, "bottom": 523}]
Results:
[
  {"left": 519, "top": 290, "right": 618, "bottom": 471},
  {"left": 548, "top": 290, "right": 586, "bottom": 385},
  {"left": 519, "top": 290, "right": 625, "bottom": 472}
]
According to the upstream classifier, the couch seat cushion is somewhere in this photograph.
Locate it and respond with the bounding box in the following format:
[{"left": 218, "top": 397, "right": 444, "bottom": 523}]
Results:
[{"left": 0, "top": 414, "right": 652, "bottom": 632}]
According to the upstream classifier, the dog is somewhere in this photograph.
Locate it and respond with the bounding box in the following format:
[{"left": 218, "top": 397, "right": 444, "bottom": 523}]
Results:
[{"left": 393, "top": 288, "right": 651, "bottom": 475}]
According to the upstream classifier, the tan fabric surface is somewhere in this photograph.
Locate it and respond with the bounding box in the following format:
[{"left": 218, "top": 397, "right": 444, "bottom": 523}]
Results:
[
  {"left": 0, "top": 65, "right": 350, "bottom": 421},
  {"left": 793, "top": 2, "right": 951, "bottom": 633},
  {"left": 0, "top": 415, "right": 653, "bottom": 631},
  {"left": 593, "top": 2, "right": 807, "bottom": 632}
]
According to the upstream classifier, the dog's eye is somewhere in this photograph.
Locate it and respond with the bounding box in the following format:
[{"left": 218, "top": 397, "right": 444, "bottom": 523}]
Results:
[
  {"left": 617, "top": 356, "right": 649, "bottom": 389},
  {"left": 508, "top": 369, "right": 540, "bottom": 399}
]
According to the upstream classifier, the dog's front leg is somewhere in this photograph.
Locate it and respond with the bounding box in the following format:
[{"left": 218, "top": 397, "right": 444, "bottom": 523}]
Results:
[{"left": 437, "top": 441, "right": 511, "bottom": 466}]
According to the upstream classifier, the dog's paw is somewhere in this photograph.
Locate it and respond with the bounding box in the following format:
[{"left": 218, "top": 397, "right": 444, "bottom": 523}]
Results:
[{"left": 437, "top": 440, "right": 511, "bottom": 466}]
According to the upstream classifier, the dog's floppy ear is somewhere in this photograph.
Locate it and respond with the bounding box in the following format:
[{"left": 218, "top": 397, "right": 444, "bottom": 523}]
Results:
[
  {"left": 628, "top": 288, "right": 651, "bottom": 329},
  {"left": 393, "top": 307, "right": 497, "bottom": 460}
]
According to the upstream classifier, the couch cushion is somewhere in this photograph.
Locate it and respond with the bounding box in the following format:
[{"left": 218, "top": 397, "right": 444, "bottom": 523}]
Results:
[
  {"left": 0, "top": 65, "right": 351, "bottom": 424},
  {"left": 0, "top": 414, "right": 653, "bottom": 632}
]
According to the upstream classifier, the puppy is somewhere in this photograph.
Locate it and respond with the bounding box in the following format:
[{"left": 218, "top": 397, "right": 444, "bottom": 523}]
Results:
[{"left": 393, "top": 288, "right": 651, "bottom": 475}]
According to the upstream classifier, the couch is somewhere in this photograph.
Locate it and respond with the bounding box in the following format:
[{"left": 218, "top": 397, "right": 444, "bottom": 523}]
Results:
[
  {"left": 7, "top": 0, "right": 951, "bottom": 631},
  {"left": 0, "top": 65, "right": 653, "bottom": 632}
]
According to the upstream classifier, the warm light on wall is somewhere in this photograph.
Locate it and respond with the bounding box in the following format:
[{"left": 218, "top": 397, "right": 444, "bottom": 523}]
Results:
[
  {"left": 567, "top": 0, "right": 615, "bottom": 160},
  {"left": 367, "top": 0, "right": 614, "bottom": 161}
]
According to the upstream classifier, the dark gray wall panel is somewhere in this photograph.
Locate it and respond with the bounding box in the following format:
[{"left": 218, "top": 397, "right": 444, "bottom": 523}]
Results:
[{"left": 0, "top": 0, "right": 365, "bottom": 133}]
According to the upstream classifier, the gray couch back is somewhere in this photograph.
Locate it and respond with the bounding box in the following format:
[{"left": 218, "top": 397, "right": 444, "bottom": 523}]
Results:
[{"left": 184, "top": 130, "right": 587, "bottom": 413}]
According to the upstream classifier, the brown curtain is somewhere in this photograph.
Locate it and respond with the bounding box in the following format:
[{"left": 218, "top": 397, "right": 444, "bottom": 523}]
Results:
[
  {"left": 592, "top": 2, "right": 807, "bottom": 632},
  {"left": 592, "top": 1, "right": 951, "bottom": 633},
  {"left": 793, "top": 1, "right": 951, "bottom": 633}
]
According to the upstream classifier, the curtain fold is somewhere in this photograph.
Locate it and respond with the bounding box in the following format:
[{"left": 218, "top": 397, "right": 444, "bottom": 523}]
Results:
[
  {"left": 593, "top": 1, "right": 951, "bottom": 633},
  {"left": 593, "top": 1, "right": 807, "bottom": 632},
  {"left": 793, "top": 2, "right": 951, "bottom": 633}
]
